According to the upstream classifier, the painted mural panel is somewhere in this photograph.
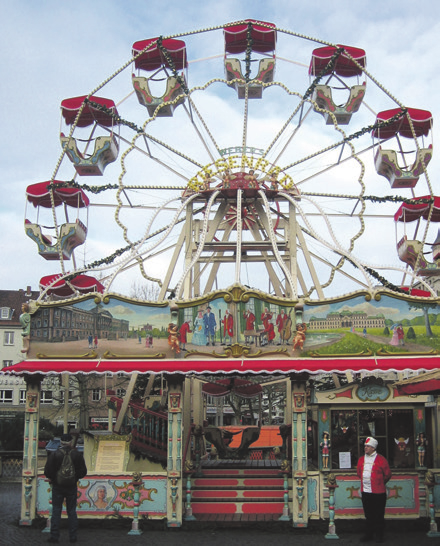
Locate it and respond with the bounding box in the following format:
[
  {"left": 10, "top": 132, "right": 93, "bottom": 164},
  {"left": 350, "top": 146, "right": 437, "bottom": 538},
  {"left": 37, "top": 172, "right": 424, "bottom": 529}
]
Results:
[
  {"left": 37, "top": 475, "right": 167, "bottom": 517},
  {"left": 334, "top": 475, "right": 419, "bottom": 516},
  {"left": 25, "top": 290, "right": 440, "bottom": 359}
]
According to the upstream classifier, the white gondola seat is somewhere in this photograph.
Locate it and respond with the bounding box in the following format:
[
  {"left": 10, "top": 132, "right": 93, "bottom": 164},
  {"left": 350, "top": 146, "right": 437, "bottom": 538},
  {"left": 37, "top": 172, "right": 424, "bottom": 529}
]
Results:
[
  {"left": 60, "top": 133, "right": 119, "bottom": 176},
  {"left": 312, "top": 83, "right": 366, "bottom": 125},
  {"left": 132, "top": 75, "right": 185, "bottom": 117},
  {"left": 25, "top": 218, "right": 87, "bottom": 260},
  {"left": 375, "top": 145, "right": 432, "bottom": 189},
  {"left": 395, "top": 235, "right": 440, "bottom": 275},
  {"left": 225, "top": 57, "right": 275, "bottom": 99}
]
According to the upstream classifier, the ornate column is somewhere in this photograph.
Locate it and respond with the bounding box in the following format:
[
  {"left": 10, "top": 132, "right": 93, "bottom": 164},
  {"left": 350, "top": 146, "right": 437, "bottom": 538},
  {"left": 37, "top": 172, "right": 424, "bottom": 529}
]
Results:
[
  {"left": 166, "top": 374, "right": 185, "bottom": 527},
  {"left": 425, "top": 471, "right": 440, "bottom": 538},
  {"left": 325, "top": 473, "right": 339, "bottom": 539},
  {"left": 20, "top": 374, "right": 42, "bottom": 525},
  {"left": 128, "top": 472, "right": 143, "bottom": 535},
  {"left": 290, "top": 374, "right": 308, "bottom": 527}
]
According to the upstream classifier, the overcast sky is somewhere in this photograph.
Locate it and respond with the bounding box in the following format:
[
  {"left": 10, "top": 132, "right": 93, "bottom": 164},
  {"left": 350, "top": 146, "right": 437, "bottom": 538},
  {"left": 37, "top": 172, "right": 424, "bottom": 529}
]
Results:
[{"left": 1, "top": 1, "right": 440, "bottom": 298}]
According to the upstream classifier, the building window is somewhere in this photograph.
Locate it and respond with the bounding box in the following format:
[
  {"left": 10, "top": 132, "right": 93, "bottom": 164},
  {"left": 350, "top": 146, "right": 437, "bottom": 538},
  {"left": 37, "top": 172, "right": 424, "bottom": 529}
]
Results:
[
  {"left": 330, "top": 408, "right": 415, "bottom": 469},
  {"left": 19, "top": 390, "right": 26, "bottom": 404},
  {"left": 92, "top": 389, "right": 101, "bottom": 402},
  {"left": 117, "top": 388, "right": 126, "bottom": 397},
  {"left": 40, "top": 391, "right": 53, "bottom": 404},
  {"left": 60, "top": 390, "right": 73, "bottom": 403},
  {"left": 3, "top": 331, "right": 14, "bottom": 345},
  {"left": 0, "top": 390, "right": 13, "bottom": 403},
  {"left": 2, "top": 360, "right": 13, "bottom": 367},
  {"left": 1, "top": 307, "right": 11, "bottom": 319}
]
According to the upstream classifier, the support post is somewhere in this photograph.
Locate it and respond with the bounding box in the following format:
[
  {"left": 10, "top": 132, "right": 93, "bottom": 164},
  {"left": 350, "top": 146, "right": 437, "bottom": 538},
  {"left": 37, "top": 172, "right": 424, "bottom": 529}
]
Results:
[
  {"left": 166, "top": 374, "right": 185, "bottom": 527},
  {"left": 128, "top": 473, "right": 143, "bottom": 536},
  {"left": 425, "top": 471, "right": 440, "bottom": 538},
  {"left": 20, "top": 374, "right": 42, "bottom": 526},
  {"left": 325, "top": 473, "right": 339, "bottom": 539}
]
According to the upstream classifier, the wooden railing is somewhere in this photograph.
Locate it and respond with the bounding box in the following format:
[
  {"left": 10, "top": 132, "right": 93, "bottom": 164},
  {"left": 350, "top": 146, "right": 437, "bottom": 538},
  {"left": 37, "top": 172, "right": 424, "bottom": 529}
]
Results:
[{"left": 109, "top": 397, "right": 168, "bottom": 461}]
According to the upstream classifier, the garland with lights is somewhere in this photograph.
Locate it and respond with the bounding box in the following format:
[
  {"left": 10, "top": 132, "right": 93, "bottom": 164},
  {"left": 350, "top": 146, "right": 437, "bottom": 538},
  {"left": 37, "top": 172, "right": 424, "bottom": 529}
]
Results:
[{"left": 156, "top": 36, "right": 189, "bottom": 95}]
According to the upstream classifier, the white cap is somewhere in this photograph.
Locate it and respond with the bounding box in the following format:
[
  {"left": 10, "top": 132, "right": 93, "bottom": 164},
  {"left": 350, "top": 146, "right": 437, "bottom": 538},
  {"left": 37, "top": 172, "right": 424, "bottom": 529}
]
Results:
[{"left": 365, "top": 436, "right": 378, "bottom": 449}]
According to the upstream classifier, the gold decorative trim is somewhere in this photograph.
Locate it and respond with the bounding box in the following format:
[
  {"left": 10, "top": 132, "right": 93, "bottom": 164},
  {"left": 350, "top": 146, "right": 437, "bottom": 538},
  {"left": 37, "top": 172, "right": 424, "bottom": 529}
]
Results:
[
  {"left": 377, "top": 348, "right": 438, "bottom": 356},
  {"left": 102, "top": 351, "right": 166, "bottom": 359},
  {"left": 36, "top": 351, "right": 98, "bottom": 359},
  {"left": 309, "top": 349, "right": 373, "bottom": 358},
  {"left": 185, "top": 343, "right": 289, "bottom": 358}
]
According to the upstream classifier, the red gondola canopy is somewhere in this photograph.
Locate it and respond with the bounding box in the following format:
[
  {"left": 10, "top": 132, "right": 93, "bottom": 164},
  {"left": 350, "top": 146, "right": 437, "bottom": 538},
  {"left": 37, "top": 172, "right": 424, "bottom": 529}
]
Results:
[
  {"left": 26, "top": 181, "right": 89, "bottom": 208},
  {"left": 394, "top": 196, "right": 440, "bottom": 223},
  {"left": 60, "top": 95, "right": 119, "bottom": 127},
  {"left": 372, "top": 108, "right": 432, "bottom": 139},
  {"left": 39, "top": 274, "right": 104, "bottom": 296},
  {"left": 224, "top": 20, "right": 276, "bottom": 54},
  {"left": 309, "top": 45, "right": 366, "bottom": 77},
  {"left": 132, "top": 38, "right": 188, "bottom": 71}
]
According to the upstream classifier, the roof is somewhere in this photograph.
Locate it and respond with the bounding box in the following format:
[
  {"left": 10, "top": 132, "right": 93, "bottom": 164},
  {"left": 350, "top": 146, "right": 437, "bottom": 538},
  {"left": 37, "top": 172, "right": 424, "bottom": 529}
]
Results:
[
  {"left": 394, "top": 369, "right": 440, "bottom": 395},
  {"left": 3, "top": 355, "right": 440, "bottom": 376},
  {"left": 0, "top": 288, "right": 39, "bottom": 328}
]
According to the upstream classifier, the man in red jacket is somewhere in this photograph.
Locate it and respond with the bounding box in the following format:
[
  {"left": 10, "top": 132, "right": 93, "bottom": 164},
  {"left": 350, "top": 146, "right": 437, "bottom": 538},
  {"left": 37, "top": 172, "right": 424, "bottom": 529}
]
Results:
[{"left": 356, "top": 436, "right": 392, "bottom": 543}]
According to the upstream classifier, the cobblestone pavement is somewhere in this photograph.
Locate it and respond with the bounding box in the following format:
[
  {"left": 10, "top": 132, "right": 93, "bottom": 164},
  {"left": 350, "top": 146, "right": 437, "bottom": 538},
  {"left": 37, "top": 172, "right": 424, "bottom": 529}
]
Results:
[{"left": 1, "top": 481, "right": 439, "bottom": 545}]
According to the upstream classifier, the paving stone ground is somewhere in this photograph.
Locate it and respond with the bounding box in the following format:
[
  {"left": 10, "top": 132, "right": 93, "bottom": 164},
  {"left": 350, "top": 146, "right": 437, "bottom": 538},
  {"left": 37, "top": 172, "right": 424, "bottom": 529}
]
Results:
[{"left": 1, "top": 480, "right": 438, "bottom": 545}]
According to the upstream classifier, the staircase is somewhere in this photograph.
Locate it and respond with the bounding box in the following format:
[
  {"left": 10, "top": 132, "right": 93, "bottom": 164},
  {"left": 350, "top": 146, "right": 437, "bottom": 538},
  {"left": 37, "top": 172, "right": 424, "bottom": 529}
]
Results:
[{"left": 187, "top": 460, "right": 292, "bottom": 522}]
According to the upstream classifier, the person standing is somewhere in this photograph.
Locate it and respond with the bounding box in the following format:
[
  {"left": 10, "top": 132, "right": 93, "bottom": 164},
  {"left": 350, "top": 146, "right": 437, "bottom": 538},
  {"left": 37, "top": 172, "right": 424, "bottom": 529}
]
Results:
[
  {"left": 356, "top": 436, "right": 391, "bottom": 543},
  {"left": 44, "top": 433, "right": 87, "bottom": 543}
]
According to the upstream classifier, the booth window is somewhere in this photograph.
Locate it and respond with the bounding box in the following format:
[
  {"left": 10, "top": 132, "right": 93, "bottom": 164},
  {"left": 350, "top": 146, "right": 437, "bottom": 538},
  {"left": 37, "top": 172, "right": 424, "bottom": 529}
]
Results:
[{"left": 330, "top": 408, "right": 415, "bottom": 469}]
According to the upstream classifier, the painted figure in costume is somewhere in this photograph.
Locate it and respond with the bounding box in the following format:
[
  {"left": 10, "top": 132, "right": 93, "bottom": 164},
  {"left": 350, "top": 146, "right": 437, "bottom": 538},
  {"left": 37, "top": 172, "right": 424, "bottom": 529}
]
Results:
[
  {"left": 93, "top": 485, "right": 109, "bottom": 509},
  {"left": 19, "top": 303, "right": 31, "bottom": 354},
  {"left": 167, "top": 323, "right": 180, "bottom": 354},
  {"left": 320, "top": 431, "right": 330, "bottom": 469},
  {"left": 221, "top": 309, "right": 234, "bottom": 345},
  {"left": 203, "top": 306, "right": 217, "bottom": 346},
  {"left": 397, "top": 324, "right": 405, "bottom": 346},
  {"left": 292, "top": 323, "right": 307, "bottom": 351},
  {"left": 390, "top": 325, "right": 399, "bottom": 346},
  {"left": 192, "top": 310, "right": 205, "bottom": 346},
  {"left": 261, "top": 307, "right": 275, "bottom": 345},
  {"left": 179, "top": 319, "right": 192, "bottom": 351},
  {"left": 245, "top": 169, "right": 258, "bottom": 189},
  {"left": 356, "top": 437, "right": 392, "bottom": 543},
  {"left": 243, "top": 308, "right": 256, "bottom": 343},
  {"left": 416, "top": 432, "right": 428, "bottom": 467},
  {"left": 222, "top": 169, "right": 236, "bottom": 189},
  {"left": 261, "top": 308, "right": 272, "bottom": 329},
  {"left": 276, "top": 309, "right": 288, "bottom": 344}
]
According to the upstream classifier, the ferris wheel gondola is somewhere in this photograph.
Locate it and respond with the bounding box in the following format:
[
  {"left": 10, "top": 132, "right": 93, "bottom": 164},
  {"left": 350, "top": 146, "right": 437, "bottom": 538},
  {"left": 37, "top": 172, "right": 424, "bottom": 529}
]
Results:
[
  {"left": 309, "top": 44, "right": 366, "bottom": 125},
  {"left": 132, "top": 37, "right": 187, "bottom": 117},
  {"left": 373, "top": 107, "right": 433, "bottom": 189},
  {"left": 394, "top": 196, "right": 440, "bottom": 276},
  {"left": 60, "top": 95, "right": 120, "bottom": 176},
  {"left": 223, "top": 19, "right": 276, "bottom": 99},
  {"left": 24, "top": 181, "right": 89, "bottom": 261}
]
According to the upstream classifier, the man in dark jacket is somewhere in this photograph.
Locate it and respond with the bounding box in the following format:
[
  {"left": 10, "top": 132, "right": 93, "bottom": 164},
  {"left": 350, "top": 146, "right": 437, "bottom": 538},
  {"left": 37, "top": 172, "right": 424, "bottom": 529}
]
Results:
[{"left": 44, "top": 433, "right": 87, "bottom": 544}]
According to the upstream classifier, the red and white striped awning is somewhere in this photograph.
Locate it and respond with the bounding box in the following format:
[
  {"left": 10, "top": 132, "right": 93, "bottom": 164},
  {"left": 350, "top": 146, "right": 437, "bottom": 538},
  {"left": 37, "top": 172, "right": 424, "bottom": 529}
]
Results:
[{"left": 3, "top": 356, "right": 439, "bottom": 376}]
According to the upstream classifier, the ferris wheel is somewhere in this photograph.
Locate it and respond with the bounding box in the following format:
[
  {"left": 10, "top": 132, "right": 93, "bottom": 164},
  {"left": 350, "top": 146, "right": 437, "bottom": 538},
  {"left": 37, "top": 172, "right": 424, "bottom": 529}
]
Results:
[{"left": 25, "top": 20, "right": 437, "bottom": 304}]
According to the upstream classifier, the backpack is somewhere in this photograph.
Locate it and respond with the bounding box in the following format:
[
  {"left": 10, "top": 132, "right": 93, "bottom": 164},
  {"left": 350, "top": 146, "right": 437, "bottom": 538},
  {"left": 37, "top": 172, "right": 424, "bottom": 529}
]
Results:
[{"left": 56, "top": 448, "right": 76, "bottom": 486}]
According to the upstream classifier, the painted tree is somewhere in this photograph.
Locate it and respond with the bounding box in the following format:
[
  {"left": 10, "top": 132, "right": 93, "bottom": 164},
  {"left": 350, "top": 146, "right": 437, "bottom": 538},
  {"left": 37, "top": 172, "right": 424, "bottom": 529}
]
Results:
[{"left": 407, "top": 300, "right": 437, "bottom": 338}]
